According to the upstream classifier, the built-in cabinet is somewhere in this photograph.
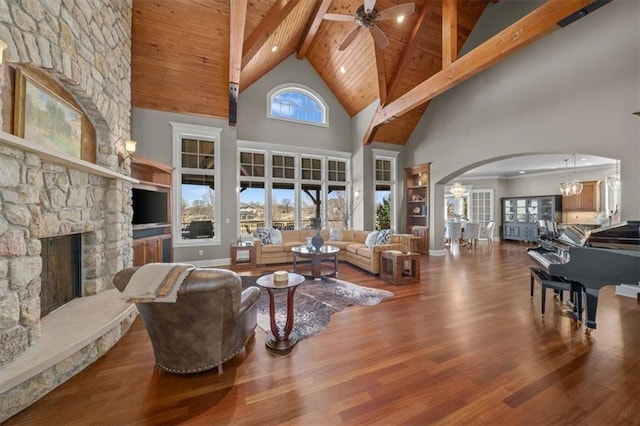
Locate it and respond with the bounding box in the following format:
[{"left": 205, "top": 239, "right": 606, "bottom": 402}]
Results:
[
  {"left": 131, "top": 156, "right": 173, "bottom": 266},
  {"left": 562, "top": 180, "right": 601, "bottom": 211},
  {"left": 405, "top": 163, "right": 430, "bottom": 253},
  {"left": 501, "top": 195, "right": 562, "bottom": 242}
]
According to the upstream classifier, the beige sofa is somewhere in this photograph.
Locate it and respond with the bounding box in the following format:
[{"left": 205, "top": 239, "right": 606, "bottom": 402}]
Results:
[{"left": 253, "top": 229, "right": 404, "bottom": 274}]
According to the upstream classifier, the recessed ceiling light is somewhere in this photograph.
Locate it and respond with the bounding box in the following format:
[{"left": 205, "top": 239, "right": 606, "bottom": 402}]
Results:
[
  {"left": 271, "top": 45, "right": 278, "bottom": 52},
  {"left": 340, "top": 66, "right": 346, "bottom": 74},
  {"left": 580, "top": 157, "right": 587, "bottom": 161},
  {"left": 519, "top": 170, "right": 525, "bottom": 174},
  {"left": 397, "top": 15, "right": 405, "bottom": 23}
]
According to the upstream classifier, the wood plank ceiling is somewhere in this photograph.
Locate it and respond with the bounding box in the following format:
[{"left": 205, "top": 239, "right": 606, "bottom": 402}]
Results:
[{"left": 131, "top": 0, "right": 597, "bottom": 145}]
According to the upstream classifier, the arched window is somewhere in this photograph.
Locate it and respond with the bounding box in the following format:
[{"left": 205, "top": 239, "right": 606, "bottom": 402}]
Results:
[{"left": 267, "top": 84, "right": 328, "bottom": 127}]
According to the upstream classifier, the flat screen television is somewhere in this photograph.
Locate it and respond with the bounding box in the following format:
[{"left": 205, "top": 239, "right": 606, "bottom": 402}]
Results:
[{"left": 132, "top": 188, "right": 169, "bottom": 225}]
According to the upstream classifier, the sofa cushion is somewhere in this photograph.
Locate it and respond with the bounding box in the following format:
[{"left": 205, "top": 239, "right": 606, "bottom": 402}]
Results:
[
  {"left": 341, "top": 230, "right": 355, "bottom": 241},
  {"left": 356, "top": 247, "right": 372, "bottom": 259},
  {"left": 284, "top": 241, "right": 303, "bottom": 249},
  {"left": 270, "top": 228, "right": 283, "bottom": 244},
  {"left": 256, "top": 228, "right": 271, "bottom": 245},
  {"left": 376, "top": 229, "right": 393, "bottom": 245},
  {"left": 346, "top": 243, "right": 364, "bottom": 254},
  {"left": 261, "top": 244, "right": 285, "bottom": 253},
  {"left": 365, "top": 231, "right": 379, "bottom": 247}
]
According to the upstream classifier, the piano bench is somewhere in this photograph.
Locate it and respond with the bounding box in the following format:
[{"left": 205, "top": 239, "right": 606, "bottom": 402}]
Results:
[{"left": 530, "top": 268, "right": 583, "bottom": 321}]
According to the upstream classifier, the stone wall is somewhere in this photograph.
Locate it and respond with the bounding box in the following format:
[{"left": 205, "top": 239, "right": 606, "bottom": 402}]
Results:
[{"left": 0, "top": 0, "right": 133, "bottom": 389}]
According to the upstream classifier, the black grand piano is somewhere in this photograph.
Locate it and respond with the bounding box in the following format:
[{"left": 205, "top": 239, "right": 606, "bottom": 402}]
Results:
[{"left": 528, "top": 221, "right": 640, "bottom": 333}]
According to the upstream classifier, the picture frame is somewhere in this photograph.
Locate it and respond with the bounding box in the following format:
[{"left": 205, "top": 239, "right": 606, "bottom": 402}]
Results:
[{"left": 14, "top": 69, "right": 84, "bottom": 159}]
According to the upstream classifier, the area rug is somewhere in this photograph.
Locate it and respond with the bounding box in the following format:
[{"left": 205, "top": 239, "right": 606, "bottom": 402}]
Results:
[{"left": 241, "top": 276, "right": 394, "bottom": 341}]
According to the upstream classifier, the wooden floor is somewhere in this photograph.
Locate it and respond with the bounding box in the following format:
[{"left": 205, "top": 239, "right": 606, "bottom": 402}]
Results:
[{"left": 6, "top": 241, "right": 640, "bottom": 425}]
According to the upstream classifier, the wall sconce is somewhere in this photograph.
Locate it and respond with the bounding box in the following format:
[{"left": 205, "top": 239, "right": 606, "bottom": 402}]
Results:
[
  {"left": 118, "top": 139, "right": 136, "bottom": 166},
  {"left": 0, "top": 40, "right": 7, "bottom": 66}
]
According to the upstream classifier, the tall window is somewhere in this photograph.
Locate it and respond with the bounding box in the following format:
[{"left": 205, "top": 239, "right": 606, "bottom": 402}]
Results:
[
  {"left": 171, "top": 123, "right": 221, "bottom": 246},
  {"left": 237, "top": 143, "right": 350, "bottom": 233},
  {"left": 373, "top": 150, "right": 398, "bottom": 231},
  {"left": 267, "top": 84, "right": 328, "bottom": 126},
  {"left": 239, "top": 151, "right": 266, "bottom": 234}
]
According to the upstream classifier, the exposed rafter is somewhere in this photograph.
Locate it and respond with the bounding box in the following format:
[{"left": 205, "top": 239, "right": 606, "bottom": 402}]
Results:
[
  {"left": 364, "top": 0, "right": 594, "bottom": 144},
  {"left": 374, "top": 45, "right": 387, "bottom": 106},
  {"left": 229, "top": 0, "right": 248, "bottom": 126},
  {"left": 364, "top": 1, "right": 436, "bottom": 144},
  {"left": 442, "top": 0, "right": 457, "bottom": 69},
  {"left": 297, "top": 0, "right": 332, "bottom": 59},
  {"left": 241, "top": 0, "right": 300, "bottom": 69}
]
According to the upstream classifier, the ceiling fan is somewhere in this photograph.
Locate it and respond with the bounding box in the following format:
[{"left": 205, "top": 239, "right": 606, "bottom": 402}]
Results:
[{"left": 324, "top": 0, "right": 416, "bottom": 51}]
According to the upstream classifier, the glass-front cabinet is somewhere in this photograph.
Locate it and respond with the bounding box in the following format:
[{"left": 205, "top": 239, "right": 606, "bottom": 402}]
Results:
[{"left": 501, "top": 195, "right": 562, "bottom": 242}]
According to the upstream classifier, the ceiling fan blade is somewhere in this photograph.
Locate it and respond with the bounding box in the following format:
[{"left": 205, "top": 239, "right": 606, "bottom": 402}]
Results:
[
  {"left": 324, "top": 13, "right": 356, "bottom": 22},
  {"left": 370, "top": 24, "right": 389, "bottom": 49},
  {"left": 339, "top": 26, "right": 361, "bottom": 51},
  {"left": 364, "top": 0, "right": 377, "bottom": 13},
  {"left": 377, "top": 2, "right": 416, "bottom": 21}
]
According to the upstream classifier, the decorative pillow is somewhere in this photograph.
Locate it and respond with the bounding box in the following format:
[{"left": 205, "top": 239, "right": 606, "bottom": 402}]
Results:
[
  {"left": 255, "top": 228, "right": 271, "bottom": 245},
  {"left": 365, "top": 231, "right": 379, "bottom": 248},
  {"left": 329, "top": 228, "right": 342, "bottom": 241},
  {"left": 269, "top": 228, "right": 283, "bottom": 244},
  {"left": 376, "top": 229, "right": 393, "bottom": 245},
  {"left": 341, "top": 230, "right": 355, "bottom": 241}
]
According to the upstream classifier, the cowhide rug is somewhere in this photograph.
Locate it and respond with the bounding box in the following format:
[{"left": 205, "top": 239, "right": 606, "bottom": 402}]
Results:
[{"left": 241, "top": 276, "right": 394, "bottom": 341}]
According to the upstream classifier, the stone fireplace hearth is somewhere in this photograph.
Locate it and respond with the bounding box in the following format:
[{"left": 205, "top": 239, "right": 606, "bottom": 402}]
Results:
[{"left": 0, "top": 1, "right": 137, "bottom": 421}]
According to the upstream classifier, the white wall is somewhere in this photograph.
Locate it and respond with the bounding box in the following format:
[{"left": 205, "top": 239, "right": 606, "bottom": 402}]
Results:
[
  {"left": 237, "top": 55, "right": 352, "bottom": 152},
  {"left": 404, "top": 0, "right": 640, "bottom": 250}
]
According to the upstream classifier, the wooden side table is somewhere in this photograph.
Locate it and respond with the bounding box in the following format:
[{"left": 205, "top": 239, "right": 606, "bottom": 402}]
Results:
[
  {"left": 230, "top": 243, "right": 256, "bottom": 271},
  {"left": 380, "top": 250, "right": 420, "bottom": 285}
]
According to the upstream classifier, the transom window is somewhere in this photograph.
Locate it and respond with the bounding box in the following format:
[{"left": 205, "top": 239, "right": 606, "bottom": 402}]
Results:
[
  {"left": 272, "top": 154, "right": 295, "bottom": 179},
  {"left": 267, "top": 84, "right": 328, "bottom": 127}
]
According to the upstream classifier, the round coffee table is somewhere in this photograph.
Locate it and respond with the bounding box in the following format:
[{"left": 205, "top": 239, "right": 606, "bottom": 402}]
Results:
[
  {"left": 291, "top": 245, "right": 340, "bottom": 279},
  {"left": 255, "top": 272, "right": 305, "bottom": 355}
]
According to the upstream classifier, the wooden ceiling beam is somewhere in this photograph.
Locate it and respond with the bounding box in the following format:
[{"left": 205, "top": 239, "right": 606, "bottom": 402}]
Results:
[
  {"left": 367, "top": 0, "right": 594, "bottom": 137},
  {"left": 442, "top": 0, "right": 457, "bottom": 69},
  {"left": 386, "top": 1, "right": 436, "bottom": 103},
  {"left": 241, "top": 0, "right": 300, "bottom": 69},
  {"left": 365, "top": 2, "right": 436, "bottom": 144},
  {"left": 375, "top": 45, "right": 387, "bottom": 106},
  {"left": 229, "top": 0, "right": 248, "bottom": 126},
  {"left": 297, "top": 0, "right": 332, "bottom": 59}
]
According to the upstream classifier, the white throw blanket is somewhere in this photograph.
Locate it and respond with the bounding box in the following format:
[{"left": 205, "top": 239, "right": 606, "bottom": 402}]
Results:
[{"left": 121, "top": 263, "right": 194, "bottom": 303}]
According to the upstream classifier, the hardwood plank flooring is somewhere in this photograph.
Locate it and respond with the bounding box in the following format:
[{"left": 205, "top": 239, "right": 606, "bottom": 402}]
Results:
[{"left": 5, "top": 241, "right": 639, "bottom": 425}]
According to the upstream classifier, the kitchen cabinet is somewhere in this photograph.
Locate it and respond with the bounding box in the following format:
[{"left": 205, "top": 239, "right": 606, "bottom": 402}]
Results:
[{"left": 562, "top": 180, "right": 601, "bottom": 211}]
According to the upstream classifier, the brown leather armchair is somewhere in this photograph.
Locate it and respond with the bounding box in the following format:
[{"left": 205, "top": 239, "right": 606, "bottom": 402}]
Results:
[{"left": 113, "top": 267, "right": 260, "bottom": 374}]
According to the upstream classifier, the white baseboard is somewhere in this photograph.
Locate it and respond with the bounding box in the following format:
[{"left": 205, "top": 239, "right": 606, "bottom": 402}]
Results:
[
  {"left": 429, "top": 249, "right": 446, "bottom": 256},
  {"left": 186, "top": 258, "right": 230, "bottom": 268},
  {"left": 615, "top": 284, "right": 640, "bottom": 299}
]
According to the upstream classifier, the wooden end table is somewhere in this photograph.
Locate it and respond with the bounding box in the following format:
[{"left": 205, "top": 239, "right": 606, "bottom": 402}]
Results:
[
  {"left": 230, "top": 243, "right": 256, "bottom": 271},
  {"left": 255, "top": 272, "right": 306, "bottom": 355},
  {"left": 380, "top": 251, "right": 420, "bottom": 285}
]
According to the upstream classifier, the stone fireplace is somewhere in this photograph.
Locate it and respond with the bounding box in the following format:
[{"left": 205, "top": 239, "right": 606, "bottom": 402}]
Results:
[{"left": 0, "top": 1, "right": 137, "bottom": 420}]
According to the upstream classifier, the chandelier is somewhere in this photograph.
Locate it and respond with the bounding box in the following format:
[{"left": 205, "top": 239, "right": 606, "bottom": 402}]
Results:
[
  {"left": 559, "top": 155, "right": 583, "bottom": 197},
  {"left": 449, "top": 182, "right": 469, "bottom": 198},
  {"left": 606, "top": 160, "right": 621, "bottom": 191}
]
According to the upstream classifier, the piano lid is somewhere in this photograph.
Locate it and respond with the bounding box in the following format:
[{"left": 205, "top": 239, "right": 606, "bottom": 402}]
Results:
[{"left": 587, "top": 220, "right": 640, "bottom": 250}]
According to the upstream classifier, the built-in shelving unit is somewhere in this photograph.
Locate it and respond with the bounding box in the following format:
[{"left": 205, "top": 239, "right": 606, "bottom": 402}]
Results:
[
  {"left": 130, "top": 156, "right": 173, "bottom": 266},
  {"left": 405, "top": 163, "right": 430, "bottom": 253}
]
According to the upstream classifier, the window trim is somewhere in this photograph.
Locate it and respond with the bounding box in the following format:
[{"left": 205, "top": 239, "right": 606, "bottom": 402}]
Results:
[
  {"left": 266, "top": 83, "right": 329, "bottom": 127},
  {"left": 170, "top": 122, "right": 222, "bottom": 247},
  {"left": 237, "top": 141, "right": 351, "bottom": 234},
  {"left": 372, "top": 149, "right": 399, "bottom": 231}
]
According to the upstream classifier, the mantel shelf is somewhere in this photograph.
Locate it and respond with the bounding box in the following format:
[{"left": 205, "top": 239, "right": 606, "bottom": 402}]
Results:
[{"left": 0, "top": 131, "right": 138, "bottom": 184}]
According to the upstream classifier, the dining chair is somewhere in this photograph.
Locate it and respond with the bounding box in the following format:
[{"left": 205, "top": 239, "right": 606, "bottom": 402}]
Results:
[
  {"left": 444, "top": 221, "right": 462, "bottom": 247},
  {"left": 478, "top": 221, "right": 496, "bottom": 247},
  {"left": 462, "top": 222, "right": 481, "bottom": 247}
]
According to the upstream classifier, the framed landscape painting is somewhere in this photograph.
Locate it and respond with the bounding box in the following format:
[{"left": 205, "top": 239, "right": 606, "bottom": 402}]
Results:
[{"left": 14, "top": 69, "right": 83, "bottom": 158}]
